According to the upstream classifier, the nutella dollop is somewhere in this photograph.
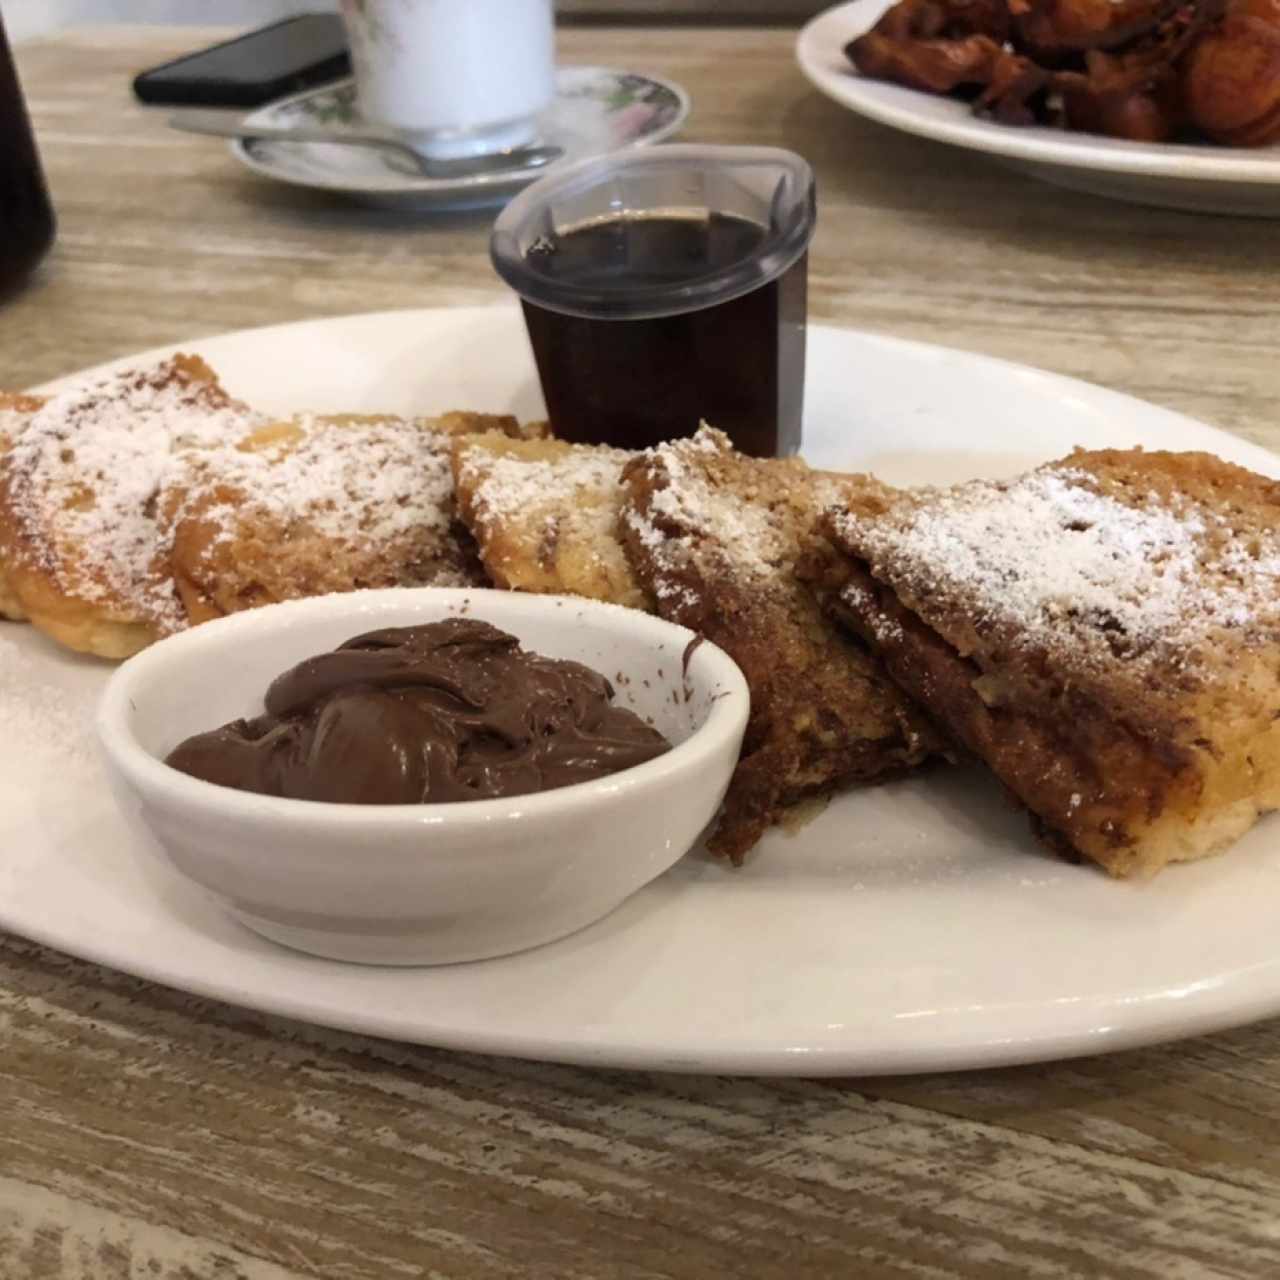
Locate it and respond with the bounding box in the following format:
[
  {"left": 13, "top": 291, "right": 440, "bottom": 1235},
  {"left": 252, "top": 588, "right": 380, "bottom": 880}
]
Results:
[{"left": 165, "top": 618, "right": 671, "bottom": 803}]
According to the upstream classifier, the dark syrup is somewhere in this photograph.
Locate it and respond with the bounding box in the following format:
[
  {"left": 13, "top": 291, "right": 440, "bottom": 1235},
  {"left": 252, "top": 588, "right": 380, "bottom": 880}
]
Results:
[
  {"left": 0, "top": 18, "right": 55, "bottom": 297},
  {"left": 520, "top": 212, "right": 806, "bottom": 457}
]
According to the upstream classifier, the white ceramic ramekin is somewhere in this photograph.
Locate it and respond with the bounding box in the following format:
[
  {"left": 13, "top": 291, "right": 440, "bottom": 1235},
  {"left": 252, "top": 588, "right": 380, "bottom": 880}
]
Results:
[{"left": 96, "top": 588, "right": 748, "bottom": 965}]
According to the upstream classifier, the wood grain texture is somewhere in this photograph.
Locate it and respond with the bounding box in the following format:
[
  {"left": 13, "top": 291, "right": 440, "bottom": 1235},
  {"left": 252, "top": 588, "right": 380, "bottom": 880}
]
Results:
[
  {"left": 2, "top": 24, "right": 1280, "bottom": 1280},
  {"left": 6, "top": 938, "right": 1280, "bottom": 1280}
]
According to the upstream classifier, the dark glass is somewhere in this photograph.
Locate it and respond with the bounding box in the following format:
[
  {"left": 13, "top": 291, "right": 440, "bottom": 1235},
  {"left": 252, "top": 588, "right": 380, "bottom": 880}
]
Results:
[
  {"left": 519, "top": 213, "right": 808, "bottom": 457},
  {"left": 0, "top": 15, "right": 55, "bottom": 296}
]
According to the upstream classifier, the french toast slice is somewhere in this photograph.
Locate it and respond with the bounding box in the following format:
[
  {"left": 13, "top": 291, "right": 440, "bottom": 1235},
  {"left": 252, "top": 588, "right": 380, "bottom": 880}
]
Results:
[
  {"left": 620, "top": 425, "right": 942, "bottom": 863},
  {"left": 0, "top": 391, "right": 46, "bottom": 621},
  {"left": 451, "top": 432, "right": 649, "bottom": 610},
  {"left": 823, "top": 448, "right": 1280, "bottom": 877},
  {"left": 161, "top": 411, "right": 524, "bottom": 624},
  {"left": 0, "top": 355, "right": 260, "bottom": 657}
]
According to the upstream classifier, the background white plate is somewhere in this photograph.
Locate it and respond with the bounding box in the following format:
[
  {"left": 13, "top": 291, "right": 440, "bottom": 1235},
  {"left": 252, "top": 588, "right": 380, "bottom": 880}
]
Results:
[
  {"left": 8, "top": 304, "right": 1280, "bottom": 1076},
  {"left": 797, "top": 0, "right": 1280, "bottom": 217}
]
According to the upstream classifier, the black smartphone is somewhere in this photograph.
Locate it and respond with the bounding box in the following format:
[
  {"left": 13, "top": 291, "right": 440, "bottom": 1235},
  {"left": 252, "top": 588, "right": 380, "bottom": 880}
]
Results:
[{"left": 132, "top": 14, "right": 350, "bottom": 109}]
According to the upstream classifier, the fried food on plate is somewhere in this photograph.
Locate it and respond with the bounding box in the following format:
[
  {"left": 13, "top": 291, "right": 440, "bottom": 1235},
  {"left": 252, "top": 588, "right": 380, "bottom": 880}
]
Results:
[
  {"left": 0, "top": 355, "right": 259, "bottom": 658},
  {"left": 846, "top": 0, "right": 1277, "bottom": 147},
  {"left": 162, "top": 411, "right": 525, "bottom": 624},
  {"left": 824, "top": 447, "right": 1280, "bottom": 877},
  {"left": 451, "top": 431, "right": 649, "bottom": 610},
  {"left": 620, "top": 425, "right": 943, "bottom": 863}
]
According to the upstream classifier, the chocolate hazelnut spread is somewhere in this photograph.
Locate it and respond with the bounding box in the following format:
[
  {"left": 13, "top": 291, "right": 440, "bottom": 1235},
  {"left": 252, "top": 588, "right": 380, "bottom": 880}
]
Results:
[{"left": 165, "top": 618, "right": 671, "bottom": 804}]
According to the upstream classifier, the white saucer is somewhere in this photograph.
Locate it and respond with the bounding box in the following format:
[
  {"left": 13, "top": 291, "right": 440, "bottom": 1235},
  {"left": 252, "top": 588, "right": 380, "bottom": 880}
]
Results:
[
  {"left": 797, "top": 0, "right": 1280, "bottom": 217},
  {"left": 230, "top": 68, "right": 689, "bottom": 210}
]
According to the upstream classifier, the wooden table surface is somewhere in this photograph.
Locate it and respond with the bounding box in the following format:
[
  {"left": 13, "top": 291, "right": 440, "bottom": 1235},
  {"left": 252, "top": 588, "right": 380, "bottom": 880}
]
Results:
[{"left": 4, "top": 23, "right": 1280, "bottom": 1280}]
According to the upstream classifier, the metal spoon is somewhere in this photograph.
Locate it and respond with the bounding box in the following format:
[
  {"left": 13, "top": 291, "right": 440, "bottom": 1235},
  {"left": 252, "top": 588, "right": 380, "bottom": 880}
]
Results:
[{"left": 168, "top": 112, "right": 562, "bottom": 181}]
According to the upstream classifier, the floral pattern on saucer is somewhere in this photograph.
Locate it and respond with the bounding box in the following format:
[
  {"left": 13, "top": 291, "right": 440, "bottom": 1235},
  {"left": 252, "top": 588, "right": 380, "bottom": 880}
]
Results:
[
  {"left": 272, "top": 81, "right": 359, "bottom": 127},
  {"left": 563, "top": 72, "right": 685, "bottom": 144},
  {"left": 232, "top": 67, "right": 690, "bottom": 209}
]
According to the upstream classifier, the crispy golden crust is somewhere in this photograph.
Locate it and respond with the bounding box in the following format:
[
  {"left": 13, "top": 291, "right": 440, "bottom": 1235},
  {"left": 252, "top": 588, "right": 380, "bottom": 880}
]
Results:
[
  {"left": 0, "top": 391, "right": 45, "bottom": 622},
  {"left": 0, "top": 352, "right": 544, "bottom": 659},
  {"left": 825, "top": 448, "right": 1280, "bottom": 877},
  {"left": 619, "top": 426, "right": 942, "bottom": 863},
  {"left": 451, "top": 432, "right": 650, "bottom": 610},
  {"left": 161, "top": 411, "right": 522, "bottom": 625},
  {"left": 0, "top": 354, "right": 250, "bottom": 658}
]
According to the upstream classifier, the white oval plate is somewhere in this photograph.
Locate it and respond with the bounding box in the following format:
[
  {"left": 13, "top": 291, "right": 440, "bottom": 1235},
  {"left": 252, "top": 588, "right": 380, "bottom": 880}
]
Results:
[
  {"left": 230, "top": 67, "right": 689, "bottom": 210},
  {"left": 797, "top": 0, "right": 1280, "bottom": 216},
  {"left": 9, "top": 304, "right": 1280, "bottom": 1076}
]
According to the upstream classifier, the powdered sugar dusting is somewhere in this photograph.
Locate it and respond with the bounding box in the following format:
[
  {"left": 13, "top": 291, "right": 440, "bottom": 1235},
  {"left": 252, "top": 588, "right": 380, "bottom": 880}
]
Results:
[
  {"left": 454, "top": 440, "right": 644, "bottom": 607},
  {"left": 624, "top": 426, "right": 787, "bottom": 606},
  {"left": 840, "top": 578, "right": 904, "bottom": 646},
  {"left": 834, "top": 462, "right": 1280, "bottom": 672},
  {"left": 169, "top": 414, "right": 461, "bottom": 555},
  {"left": 459, "top": 445, "right": 629, "bottom": 532},
  {"left": 3, "top": 360, "right": 491, "bottom": 637},
  {"left": 5, "top": 360, "right": 262, "bottom": 632}
]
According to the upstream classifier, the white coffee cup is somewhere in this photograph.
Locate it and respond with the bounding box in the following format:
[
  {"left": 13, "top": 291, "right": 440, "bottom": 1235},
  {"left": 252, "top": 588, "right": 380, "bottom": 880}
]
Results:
[{"left": 339, "top": 0, "right": 556, "bottom": 161}]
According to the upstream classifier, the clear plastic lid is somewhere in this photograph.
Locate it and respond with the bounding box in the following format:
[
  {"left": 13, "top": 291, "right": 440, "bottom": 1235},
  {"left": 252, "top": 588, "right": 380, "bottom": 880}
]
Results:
[{"left": 490, "top": 144, "right": 816, "bottom": 321}]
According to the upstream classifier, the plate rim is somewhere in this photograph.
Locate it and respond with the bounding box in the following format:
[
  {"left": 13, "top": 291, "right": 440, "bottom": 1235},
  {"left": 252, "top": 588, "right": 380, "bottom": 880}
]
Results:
[
  {"left": 796, "top": 0, "right": 1280, "bottom": 186},
  {"left": 9, "top": 893, "right": 1280, "bottom": 1077}
]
